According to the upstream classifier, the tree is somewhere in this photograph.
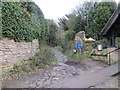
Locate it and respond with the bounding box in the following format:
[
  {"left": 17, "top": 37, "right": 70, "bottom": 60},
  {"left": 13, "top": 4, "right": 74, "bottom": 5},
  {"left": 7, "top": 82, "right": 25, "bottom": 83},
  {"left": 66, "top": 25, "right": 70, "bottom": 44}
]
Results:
[
  {"left": 57, "top": 0, "right": 117, "bottom": 52},
  {"left": 45, "top": 20, "right": 58, "bottom": 47},
  {"left": 0, "top": 1, "right": 2, "bottom": 39},
  {"left": 58, "top": 17, "right": 68, "bottom": 31},
  {"left": 86, "top": 1, "right": 117, "bottom": 39},
  {"left": 72, "top": 1, "right": 117, "bottom": 40}
]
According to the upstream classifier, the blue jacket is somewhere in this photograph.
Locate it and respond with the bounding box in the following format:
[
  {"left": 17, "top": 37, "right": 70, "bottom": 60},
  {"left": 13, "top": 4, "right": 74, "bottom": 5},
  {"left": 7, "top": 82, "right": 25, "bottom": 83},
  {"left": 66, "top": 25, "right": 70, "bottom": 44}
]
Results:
[{"left": 76, "top": 42, "right": 82, "bottom": 49}]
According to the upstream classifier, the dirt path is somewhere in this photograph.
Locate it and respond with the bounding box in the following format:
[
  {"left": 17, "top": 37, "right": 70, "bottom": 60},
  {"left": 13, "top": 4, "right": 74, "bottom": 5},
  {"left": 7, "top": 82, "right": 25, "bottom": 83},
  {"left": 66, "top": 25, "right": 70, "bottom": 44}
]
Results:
[{"left": 2, "top": 48, "right": 117, "bottom": 88}]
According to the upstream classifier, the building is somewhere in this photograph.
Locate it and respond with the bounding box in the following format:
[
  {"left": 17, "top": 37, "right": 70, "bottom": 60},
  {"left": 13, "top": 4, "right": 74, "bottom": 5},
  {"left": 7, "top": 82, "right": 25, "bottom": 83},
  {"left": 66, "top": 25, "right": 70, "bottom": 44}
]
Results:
[{"left": 100, "top": 3, "right": 120, "bottom": 62}]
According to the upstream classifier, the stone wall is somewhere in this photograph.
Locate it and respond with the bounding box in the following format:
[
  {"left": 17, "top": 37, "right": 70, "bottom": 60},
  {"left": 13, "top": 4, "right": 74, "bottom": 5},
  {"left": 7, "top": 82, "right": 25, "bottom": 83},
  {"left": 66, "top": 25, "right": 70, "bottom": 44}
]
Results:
[
  {"left": 0, "top": 38, "right": 39, "bottom": 68},
  {"left": 107, "top": 47, "right": 120, "bottom": 63}
]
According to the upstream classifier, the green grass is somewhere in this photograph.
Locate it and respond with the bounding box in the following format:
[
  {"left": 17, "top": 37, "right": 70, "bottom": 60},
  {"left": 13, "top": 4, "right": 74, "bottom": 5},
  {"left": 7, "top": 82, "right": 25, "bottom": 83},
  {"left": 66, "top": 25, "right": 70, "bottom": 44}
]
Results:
[
  {"left": 66, "top": 51, "right": 90, "bottom": 62},
  {"left": 57, "top": 40, "right": 94, "bottom": 62}
]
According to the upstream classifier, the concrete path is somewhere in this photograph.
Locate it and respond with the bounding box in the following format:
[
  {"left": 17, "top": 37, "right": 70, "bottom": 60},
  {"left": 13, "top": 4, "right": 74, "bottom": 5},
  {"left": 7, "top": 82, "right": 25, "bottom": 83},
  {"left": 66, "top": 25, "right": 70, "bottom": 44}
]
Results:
[
  {"left": 49, "top": 62, "right": 119, "bottom": 88},
  {"left": 49, "top": 72, "right": 109, "bottom": 88},
  {"left": 98, "top": 62, "right": 119, "bottom": 76}
]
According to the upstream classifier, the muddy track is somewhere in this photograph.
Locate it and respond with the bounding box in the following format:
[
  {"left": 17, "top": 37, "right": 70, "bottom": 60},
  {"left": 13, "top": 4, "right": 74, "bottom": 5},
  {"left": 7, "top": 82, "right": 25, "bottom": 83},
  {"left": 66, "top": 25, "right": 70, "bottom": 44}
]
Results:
[{"left": 2, "top": 48, "right": 109, "bottom": 88}]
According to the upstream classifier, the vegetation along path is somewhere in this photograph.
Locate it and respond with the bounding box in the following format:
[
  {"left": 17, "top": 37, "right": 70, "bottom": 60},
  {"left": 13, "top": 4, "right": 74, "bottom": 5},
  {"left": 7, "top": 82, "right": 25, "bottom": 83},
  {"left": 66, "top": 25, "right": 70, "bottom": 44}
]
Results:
[{"left": 2, "top": 48, "right": 118, "bottom": 88}]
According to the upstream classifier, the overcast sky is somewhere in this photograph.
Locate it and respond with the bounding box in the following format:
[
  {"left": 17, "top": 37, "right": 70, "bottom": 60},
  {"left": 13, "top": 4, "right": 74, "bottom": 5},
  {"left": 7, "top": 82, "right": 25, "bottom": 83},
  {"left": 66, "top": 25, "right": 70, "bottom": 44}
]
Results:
[{"left": 33, "top": 0, "right": 120, "bottom": 21}]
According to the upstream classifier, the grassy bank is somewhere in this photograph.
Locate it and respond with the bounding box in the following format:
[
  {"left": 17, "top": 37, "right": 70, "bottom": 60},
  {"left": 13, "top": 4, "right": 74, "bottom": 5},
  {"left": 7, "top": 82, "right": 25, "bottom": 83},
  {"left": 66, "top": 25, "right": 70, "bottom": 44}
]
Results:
[{"left": 57, "top": 41, "right": 93, "bottom": 62}]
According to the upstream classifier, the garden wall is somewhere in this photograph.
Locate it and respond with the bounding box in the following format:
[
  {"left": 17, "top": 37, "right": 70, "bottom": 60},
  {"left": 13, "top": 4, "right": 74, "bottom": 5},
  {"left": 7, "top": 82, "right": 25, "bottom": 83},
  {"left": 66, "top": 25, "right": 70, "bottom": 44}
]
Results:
[
  {"left": 0, "top": 38, "right": 39, "bottom": 68},
  {"left": 108, "top": 47, "right": 120, "bottom": 63}
]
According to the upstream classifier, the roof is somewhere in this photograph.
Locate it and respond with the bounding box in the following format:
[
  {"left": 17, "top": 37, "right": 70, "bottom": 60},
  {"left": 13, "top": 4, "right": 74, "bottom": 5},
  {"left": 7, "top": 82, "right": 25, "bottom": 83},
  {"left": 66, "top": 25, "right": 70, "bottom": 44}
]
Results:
[
  {"left": 99, "top": 3, "right": 120, "bottom": 36},
  {"left": 84, "top": 37, "right": 95, "bottom": 42}
]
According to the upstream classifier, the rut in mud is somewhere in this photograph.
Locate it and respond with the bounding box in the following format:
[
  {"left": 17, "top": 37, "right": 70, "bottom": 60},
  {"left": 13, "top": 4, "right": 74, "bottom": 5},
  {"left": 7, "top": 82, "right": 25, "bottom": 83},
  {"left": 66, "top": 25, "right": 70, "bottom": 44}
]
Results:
[{"left": 2, "top": 48, "right": 108, "bottom": 88}]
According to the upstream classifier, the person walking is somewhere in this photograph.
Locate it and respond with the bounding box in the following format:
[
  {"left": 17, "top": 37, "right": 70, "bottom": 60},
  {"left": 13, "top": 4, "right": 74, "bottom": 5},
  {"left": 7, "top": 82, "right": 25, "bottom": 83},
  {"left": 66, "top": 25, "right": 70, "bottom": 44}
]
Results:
[{"left": 75, "top": 39, "right": 83, "bottom": 54}]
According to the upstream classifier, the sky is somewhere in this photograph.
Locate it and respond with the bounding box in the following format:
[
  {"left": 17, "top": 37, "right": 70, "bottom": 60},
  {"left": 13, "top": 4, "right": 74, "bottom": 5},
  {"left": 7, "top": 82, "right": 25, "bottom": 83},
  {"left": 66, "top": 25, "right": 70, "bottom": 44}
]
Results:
[{"left": 33, "top": 0, "right": 120, "bottom": 21}]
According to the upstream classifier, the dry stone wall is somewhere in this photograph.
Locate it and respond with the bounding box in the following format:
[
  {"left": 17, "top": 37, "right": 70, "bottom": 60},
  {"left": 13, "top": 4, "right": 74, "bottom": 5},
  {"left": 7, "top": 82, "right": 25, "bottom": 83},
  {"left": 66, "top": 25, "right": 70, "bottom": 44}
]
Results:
[{"left": 0, "top": 38, "right": 39, "bottom": 68}]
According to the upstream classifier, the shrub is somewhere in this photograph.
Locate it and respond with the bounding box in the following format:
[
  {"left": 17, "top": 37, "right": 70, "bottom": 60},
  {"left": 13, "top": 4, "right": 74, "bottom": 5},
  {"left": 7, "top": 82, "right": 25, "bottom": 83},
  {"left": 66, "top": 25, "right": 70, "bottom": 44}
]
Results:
[{"left": 2, "top": 2, "right": 46, "bottom": 42}]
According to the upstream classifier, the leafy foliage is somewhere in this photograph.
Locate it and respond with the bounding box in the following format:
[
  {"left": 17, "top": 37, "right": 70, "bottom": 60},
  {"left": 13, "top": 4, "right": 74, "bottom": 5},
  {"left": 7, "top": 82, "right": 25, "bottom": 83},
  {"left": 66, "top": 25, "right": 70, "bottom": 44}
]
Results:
[
  {"left": 116, "top": 37, "right": 120, "bottom": 48},
  {"left": 45, "top": 19, "right": 58, "bottom": 47},
  {"left": 86, "top": 1, "right": 117, "bottom": 39},
  {"left": 58, "top": 1, "right": 117, "bottom": 41},
  {"left": 2, "top": 2, "right": 46, "bottom": 42},
  {"left": 0, "top": 2, "right": 2, "bottom": 39},
  {"left": 57, "top": 1, "right": 117, "bottom": 61}
]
